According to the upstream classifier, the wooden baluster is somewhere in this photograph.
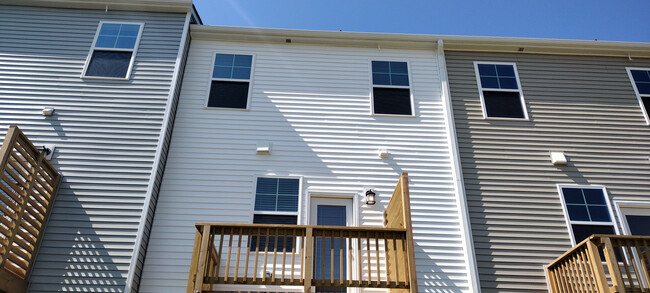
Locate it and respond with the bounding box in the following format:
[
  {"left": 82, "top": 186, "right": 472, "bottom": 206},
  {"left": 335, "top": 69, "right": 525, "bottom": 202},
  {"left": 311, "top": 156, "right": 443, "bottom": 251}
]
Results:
[
  {"left": 244, "top": 228, "right": 252, "bottom": 283},
  {"left": 339, "top": 230, "right": 344, "bottom": 286},
  {"left": 281, "top": 228, "right": 288, "bottom": 283},
  {"left": 263, "top": 228, "right": 270, "bottom": 283},
  {"left": 384, "top": 235, "right": 389, "bottom": 284},
  {"left": 299, "top": 229, "right": 304, "bottom": 283},
  {"left": 215, "top": 227, "right": 224, "bottom": 281},
  {"left": 375, "top": 232, "right": 380, "bottom": 284},
  {"left": 634, "top": 239, "right": 650, "bottom": 289},
  {"left": 321, "top": 234, "right": 325, "bottom": 282},
  {"left": 348, "top": 231, "right": 353, "bottom": 285},
  {"left": 234, "top": 228, "right": 243, "bottom": 283},
  {"left": 573, "top": 253, "right": 587, "bottom": 293},
  {"left": 253, "top": 228, "right": 261, "bottom": 283},
  {"left": 330, "top": 235, "right": 335, "bottom": 285},
  {"left": 577, "top": 248, "right": 593, "bottom": 292},
  {"left": 366, "top": 233, "right": 372, "bottom": 285},
  {"left": 272, "top": 227, "right": 279, "bottom": 283},
  {"left": 290, "top": 229, "right": 296, "bottom": 284},
  {"left": 357, "top": 237, "right": 362, "bottom": 284},
  {"left": 392, "top": 235, "right": 400, "bottom": 285},
  {"left": 224, "top": 227, "right": 233, "bottom": 283},
  {"left": 303, "top": 227, "right": 314, "bottom": 292}
]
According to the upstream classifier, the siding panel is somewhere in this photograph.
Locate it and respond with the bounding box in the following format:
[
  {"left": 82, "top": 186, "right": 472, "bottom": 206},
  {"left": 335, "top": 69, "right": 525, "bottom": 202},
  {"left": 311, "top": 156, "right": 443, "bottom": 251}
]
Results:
[
  {"left": 139, "top": 40, "right": 473, "bottom": 292},
  {"left": 0, "top": 5, "right": 186, "bottom": 292},
  {"left": 446, "top": 51, "right": 650, "bottom": 292}
]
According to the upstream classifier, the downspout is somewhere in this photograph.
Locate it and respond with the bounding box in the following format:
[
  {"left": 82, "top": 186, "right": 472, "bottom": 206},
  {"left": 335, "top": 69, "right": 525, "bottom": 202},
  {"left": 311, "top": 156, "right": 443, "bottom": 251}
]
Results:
[
  {"left": 436, "top": 39, "right": 482, "bottom": 292},
  {"left": 124, "top": 11, "right": 192, "bottom": 293}
]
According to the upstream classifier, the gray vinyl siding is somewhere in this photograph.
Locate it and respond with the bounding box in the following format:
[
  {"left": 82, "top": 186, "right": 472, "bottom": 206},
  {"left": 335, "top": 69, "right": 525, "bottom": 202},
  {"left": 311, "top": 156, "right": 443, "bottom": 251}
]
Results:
[
  {"left": 446, "top": 51, "right": 650, "bottom": 292},
  {"left": 0, "top": 5, "right": 186, "bottom": 292}
]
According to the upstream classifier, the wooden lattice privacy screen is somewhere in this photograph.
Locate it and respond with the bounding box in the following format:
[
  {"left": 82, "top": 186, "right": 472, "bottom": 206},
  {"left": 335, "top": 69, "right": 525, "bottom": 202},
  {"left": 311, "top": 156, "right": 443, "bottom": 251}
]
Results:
[{"left": 0, "top": 125, "right": 60, "bottom": 292}]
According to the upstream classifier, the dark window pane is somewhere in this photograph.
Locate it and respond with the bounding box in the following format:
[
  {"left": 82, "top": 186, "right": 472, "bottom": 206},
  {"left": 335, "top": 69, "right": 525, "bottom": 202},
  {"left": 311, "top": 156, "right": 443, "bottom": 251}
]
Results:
[
  {"left": 207, "top": 81, "right": 249, "bottom": 109},
  {"left": 391, "top": 74, "right": 409, "bottom": 86},
  {"left": 86, "top": 51, "right": 132, "bottom": 78},
  {"left": 254, "top": 193, "right": 277, "bottom": 211},
  {"left": 212, "top": 66, "right": 232, "bottom": 79},
  {"left": 478, "top": 64, "right": 497, "bottom": 76},
  {"left": 480, "top": 77, "right": 499, "bottom": 89},
  {"left": 256, "top": 178, "right": 278, "bottom": 194},
  {"left": 583, "top": 189, "right": 606, "bottom": 204},
  {"left": 277, "top": 195, "right": 299, "bottom": 211},
  {"left": 372, "top": 61, "right": 389, "bottom": 73},
  {"left": 232, "top": 67, "right": 251, "bottom": 79},
  {"left": 498, "top": 77, "right": 519, "bottom": 89},
  {"left": 214, "top": 54, "right": 235, "bottom": 67},
  {"left": 255, "top": 178, "right": 299, "bottom": 212},
  {"left": 562, "top": 188, "right": 585, "bottom": 204},
  {"left": 233, "top": 55, "right": 252, "bottom": 67},
  {"left": 567, "top": 205, "right": 590, "bottom": 221},
  {"left": 631, "top": 70, "right": 650, "bottom": 82},
  {"left": 372, "top": 73, "right": 390, "bottom": 85},
  {"left": 119, "top": 24, "right": 141, "bottom": 37},
  {"left": 277, "top": 178, "right": 299, "bottom": 195},
  {"left": 99, "top": 23, "right": 120, "bottom": 35},
  {"left": 95, "top": 36, "right": 117, "bottom": 48},
  {"left": 496, "top": 65, "right": 516, "bottom": 77},
  {"left": 625, "top": 215, "right": 650, "bottom": 236},
  {"left": 571, "top": 224, "right": 615, "bottom": 244},
  {"left": 115, "top": 36, "right": 137, "bottom": 49},
  {"left": 483, "top": 91, "right": 525, "bottom": 118},
  {"left": 588, "top": 206, "right": 611, "bottom": 222},
  {"left": 389, "top": 61, "right": 408, "bottom": 74},
  {"left": 251, "top": 215, "right": 298, "bottom": 252},
  {"left": 642, "top": 96, "right": 650, "bottom": 116},
  {"left": 373, "top": 88, "right": 412, "bottom": 115},
  {"left": 636, "top": 81, "right": 650, "bottom": 95}
]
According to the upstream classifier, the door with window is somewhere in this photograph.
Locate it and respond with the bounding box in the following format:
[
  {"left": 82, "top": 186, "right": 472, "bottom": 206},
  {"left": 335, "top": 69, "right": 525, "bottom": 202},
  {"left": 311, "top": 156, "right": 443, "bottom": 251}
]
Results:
[{"left": 309, "top": 197, "right": 353, "bottom": 293}]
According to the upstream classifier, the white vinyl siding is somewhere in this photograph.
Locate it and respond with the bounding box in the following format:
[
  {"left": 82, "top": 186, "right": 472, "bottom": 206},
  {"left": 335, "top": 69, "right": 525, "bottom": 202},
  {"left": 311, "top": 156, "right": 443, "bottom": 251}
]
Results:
[
  {"left": 0, "top": 5, "right": 186, "bottom": 292},
  {"left": 138, "top": 39, "right": 473, "bottom": 292}
]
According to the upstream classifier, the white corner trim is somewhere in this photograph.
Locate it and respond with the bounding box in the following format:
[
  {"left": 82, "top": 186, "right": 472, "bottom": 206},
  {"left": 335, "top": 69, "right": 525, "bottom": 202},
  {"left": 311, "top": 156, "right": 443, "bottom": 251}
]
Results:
[
  {"left": 123, "top": 12, "right": 191, "bottom": 293},
  {"left": 437, "top": 39, "right": 482, "bottom": 293}
]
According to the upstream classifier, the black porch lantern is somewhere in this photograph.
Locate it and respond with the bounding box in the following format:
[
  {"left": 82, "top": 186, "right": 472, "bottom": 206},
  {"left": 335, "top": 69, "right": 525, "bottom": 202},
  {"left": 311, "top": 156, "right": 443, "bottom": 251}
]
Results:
[{"left": 365, "top": 189, "right": 376, "bottom": 205}]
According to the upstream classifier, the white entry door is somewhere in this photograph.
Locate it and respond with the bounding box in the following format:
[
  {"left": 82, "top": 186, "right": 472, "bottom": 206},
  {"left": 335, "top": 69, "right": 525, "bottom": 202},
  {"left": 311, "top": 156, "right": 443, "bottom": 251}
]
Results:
[{"left": 309, "top": 197, "right": 353, "bottom": 293}]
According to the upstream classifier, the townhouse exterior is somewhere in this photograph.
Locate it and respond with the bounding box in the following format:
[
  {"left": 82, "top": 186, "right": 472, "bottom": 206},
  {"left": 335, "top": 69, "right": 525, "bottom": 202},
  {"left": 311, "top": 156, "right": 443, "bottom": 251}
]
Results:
[
  {"left": 441, "top": 40, "right": 650, "bottom": 292},
  {"left": 0, "top": 0, "right": 198, "bottom": 292},
  {"left": 1, "top": 1, "right": 649, "bottom": 292}
]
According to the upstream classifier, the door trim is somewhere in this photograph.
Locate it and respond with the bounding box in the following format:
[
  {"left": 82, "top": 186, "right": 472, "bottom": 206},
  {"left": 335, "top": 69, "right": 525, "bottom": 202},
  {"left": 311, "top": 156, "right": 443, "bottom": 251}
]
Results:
[{"left": 614, "top": 200, "right": 650, "bottom": 235}]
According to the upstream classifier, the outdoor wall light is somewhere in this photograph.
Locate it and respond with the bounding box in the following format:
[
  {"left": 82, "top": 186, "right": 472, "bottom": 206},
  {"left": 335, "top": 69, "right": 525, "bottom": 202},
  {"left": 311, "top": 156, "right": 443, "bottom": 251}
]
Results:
[{"left": 365, "top": 189, "right": 376, "bottom": 205}]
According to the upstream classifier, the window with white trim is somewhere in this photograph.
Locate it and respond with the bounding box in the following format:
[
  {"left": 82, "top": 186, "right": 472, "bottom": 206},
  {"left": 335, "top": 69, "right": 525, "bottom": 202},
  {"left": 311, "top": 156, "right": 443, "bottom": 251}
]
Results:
[
  {"left": 371, "top": 61, "right": 413, "bottom": 115},
  {"left": 251, "top": 177, "right": 299, "bottom": 251},
  {"left": 207, "top": 53, "right": 253, "bottom": 109},
  {"left": 83, "top": 22, "right": 144, "bottom": 79},
  {"left": 626, "top": 68, "right": 650, "bottom": 124},
  {"left": 559, "top": 186, "right": 616, "bottom": 245},
  {"left": 474, "top": 62, "right": 527, "bottom": 119}
]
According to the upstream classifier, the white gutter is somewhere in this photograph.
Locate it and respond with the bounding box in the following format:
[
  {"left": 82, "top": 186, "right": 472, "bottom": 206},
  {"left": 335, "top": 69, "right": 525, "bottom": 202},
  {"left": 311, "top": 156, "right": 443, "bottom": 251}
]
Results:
[
  {"left": 436, "top": 39, "right": 482, "bottom": 292},
  {"left": 124, "top": 11, "right": 191, "bottom": 293}
]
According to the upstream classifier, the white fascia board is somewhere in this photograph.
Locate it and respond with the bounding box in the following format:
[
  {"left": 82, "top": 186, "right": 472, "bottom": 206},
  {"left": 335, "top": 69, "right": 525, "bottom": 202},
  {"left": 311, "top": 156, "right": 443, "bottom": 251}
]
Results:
[{"left": 0, "top": 0, "right": 193, "bottom": 13}]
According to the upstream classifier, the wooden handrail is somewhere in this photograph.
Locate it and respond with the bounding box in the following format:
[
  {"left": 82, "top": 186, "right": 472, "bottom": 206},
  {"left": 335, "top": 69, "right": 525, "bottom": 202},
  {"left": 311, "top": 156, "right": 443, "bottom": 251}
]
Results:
[
  {"left": 0, "top": 126, "right": 61, "bottom": 293},
  {"left": 546, "top": 234, "right": 650, "bottom": 293},
  {"left": 188, "top": 173, "right": 417, "bottom": 293}
]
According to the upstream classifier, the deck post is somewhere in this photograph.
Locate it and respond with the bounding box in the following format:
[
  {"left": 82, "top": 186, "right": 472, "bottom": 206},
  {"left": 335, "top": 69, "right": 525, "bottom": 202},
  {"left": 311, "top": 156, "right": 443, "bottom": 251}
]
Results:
[
  {"left": 303, "top": 227, "right": 313, "bottom": 293},
  {"left": 586, "top": 238, "right": 609, "bottom": 292},
  {"left": 601, "top": 237, "right": 625, "bottom": 293}
]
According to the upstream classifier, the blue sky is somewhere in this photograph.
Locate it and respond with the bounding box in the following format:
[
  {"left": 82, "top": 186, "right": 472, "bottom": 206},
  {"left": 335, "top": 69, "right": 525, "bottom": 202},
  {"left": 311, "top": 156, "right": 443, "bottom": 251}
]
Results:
[{"left": 193, "top": 0, "right": 650, "bottom": 42}]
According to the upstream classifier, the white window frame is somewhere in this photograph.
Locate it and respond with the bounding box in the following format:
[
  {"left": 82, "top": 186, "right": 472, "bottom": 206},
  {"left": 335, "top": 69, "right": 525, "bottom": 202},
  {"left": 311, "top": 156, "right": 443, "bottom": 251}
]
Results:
[
  {"left": 251, "top": 176, "right": 302, "bottom": 223},
  {"left": 204, "top": 52, "right": 256, "bottom": 110},
  {"left": 474, "top": 61, "right": 529, "bottom": 120},
  {"left": 81, "top": 21, "right": 145, "bottom": 80},
  {"left": 369, "top": 59, "right": 416, "bottom": 117},
  {"left": 625, "top": 67, "right": 650, "bottom": 125},
  {"left": 556, "top": 184, "right": 619, "bottom": 245},
  {"left": 613, "top": 200, "right": 650, "bottom": 235}
]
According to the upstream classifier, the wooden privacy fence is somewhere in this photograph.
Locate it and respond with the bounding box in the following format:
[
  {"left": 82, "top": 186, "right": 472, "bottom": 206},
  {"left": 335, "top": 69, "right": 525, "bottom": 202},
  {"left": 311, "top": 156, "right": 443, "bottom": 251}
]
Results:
[
  {"left": 188, "top": 173, "right": 417, "bottom": 293},
  {"left": 0, "top": 126, "right": 60, "bottom": 292},
  {"left": 546, "top": 235, "right": 650, "bottom": 293}
]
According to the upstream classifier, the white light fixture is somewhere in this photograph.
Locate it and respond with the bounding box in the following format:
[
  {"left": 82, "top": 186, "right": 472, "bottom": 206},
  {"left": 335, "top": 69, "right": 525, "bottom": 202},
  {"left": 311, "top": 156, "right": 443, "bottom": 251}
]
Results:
[
  {"left": 550, "top": 151, "right": 567, "bottom": 166},
  {"left": 378, "top": 148, "right": 388, "bottom": 158},
  {"left": 365, "top": 189, "right": 376, "bottom": 205},
  {"left": 42, "top": 107, "right": 55, "bottom": 116},
  {"left": 256, "top": 141, "right": 271, "bottom": 154}
]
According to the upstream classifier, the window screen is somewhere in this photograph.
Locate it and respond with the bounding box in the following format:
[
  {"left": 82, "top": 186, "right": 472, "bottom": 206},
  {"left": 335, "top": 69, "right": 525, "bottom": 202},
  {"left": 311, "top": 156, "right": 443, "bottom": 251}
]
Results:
[
  {"left": 560, "top": 187, "right": 616, "bottom": 244},
  {"left": 371, "top": 61, "right": 412, "bottom": 115},
  {"left": 208, "top": 54, "right": 253, "bottom": 109},
  {"left": 476, "top": 63, "right": 527, "bottom": 119},
  {"left": 84, "top": 22, "right": 142, "bottom": 79}
]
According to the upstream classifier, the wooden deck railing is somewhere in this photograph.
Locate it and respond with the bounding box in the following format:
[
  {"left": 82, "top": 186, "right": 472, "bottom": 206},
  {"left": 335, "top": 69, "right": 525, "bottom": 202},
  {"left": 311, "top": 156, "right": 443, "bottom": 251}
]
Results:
[
  {"left": 188, "top": 173, "right": 417, "bottom": 293},
  {"left": 546, "top": 235, "right": 650, "bottom": 293},
  {"left": 0, "top": 125, "right": 61, "bottom": 292}
]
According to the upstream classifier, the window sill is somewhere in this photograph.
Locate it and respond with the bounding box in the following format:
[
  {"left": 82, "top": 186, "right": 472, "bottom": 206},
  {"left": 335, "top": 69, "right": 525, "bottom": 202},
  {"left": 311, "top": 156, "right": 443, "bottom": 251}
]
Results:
[
  {"left": 81, "top": 75, "right": 130, "bottom": 81},
  {"left": 371, "top": 112, "right": 416, "bottom": 117},
  {"left": 483, "top": 116, "right": 530, "bottom": 121},
  {"left": 203, "top": 106, "right": 250, "bottom": 111}
]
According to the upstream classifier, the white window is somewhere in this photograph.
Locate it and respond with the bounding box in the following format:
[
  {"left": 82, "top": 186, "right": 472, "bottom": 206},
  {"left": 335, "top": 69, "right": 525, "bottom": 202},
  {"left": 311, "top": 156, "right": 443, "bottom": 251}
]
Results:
[
  {"left": 558, "top": 185, "right": 618, "bottom": 245},
  {"left": 626, "top": 68, "right": 650, "bottom": 124},
  {"left": 206, "top": 53, "right": 254, "bottom": 109},
  {"left": 371, "top": 60, "right": 414, "bottom": 116},
  {"left": 251, "top": 177, "right": 300, "bottom": 251},
  {"left": 82, "top": 22, "right": 144, "bottom": 79},
  {"left": 474, "top": 62, "right": 528, "bottom": 119}
]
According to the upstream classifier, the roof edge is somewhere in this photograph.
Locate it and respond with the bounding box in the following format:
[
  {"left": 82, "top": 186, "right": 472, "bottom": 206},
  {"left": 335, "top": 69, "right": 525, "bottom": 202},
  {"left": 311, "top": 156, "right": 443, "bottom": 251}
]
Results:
[
  {"left": 0, "top": 0, "right": 193, "bottom": 13},
  {"left": 190, "top": 25, "right": 650, "bottom": 58}
]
